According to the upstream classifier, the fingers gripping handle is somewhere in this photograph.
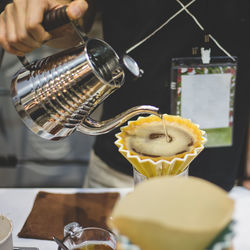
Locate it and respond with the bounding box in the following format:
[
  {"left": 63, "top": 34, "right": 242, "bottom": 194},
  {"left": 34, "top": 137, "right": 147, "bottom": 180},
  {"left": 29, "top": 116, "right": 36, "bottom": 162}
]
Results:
[{"left": 18, "top": 6, "right": 71, "bottom": 67}]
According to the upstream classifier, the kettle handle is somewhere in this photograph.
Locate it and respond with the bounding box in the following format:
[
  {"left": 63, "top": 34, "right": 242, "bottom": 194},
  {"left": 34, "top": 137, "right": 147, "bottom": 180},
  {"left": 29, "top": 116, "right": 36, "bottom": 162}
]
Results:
[{"left": 42, "top": 6, "right": 71, "bottom": 32}]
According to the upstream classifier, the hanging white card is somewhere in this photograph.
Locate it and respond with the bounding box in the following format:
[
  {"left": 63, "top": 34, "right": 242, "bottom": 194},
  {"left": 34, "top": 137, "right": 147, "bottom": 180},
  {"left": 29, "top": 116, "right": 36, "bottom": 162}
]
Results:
[
  {"left": 181, "top": 73, "right": 231, "bottom": 129},
  {"left": 171, "top": 57, "right": 237, "bottom": 147}
]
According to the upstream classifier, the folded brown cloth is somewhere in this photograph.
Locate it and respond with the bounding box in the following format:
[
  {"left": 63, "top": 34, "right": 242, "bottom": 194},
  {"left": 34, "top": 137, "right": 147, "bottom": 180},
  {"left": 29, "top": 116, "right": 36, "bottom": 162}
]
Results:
[{"left": 18, "top": 191, "right": 120, "bottom": 241}]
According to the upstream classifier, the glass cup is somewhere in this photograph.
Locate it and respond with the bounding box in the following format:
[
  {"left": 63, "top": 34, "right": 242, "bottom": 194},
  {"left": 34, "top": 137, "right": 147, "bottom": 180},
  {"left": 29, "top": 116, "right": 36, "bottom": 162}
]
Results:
[
  {"left": 133, "top": 166, "right": 189, "bottom": 185},
  {"left": 63, "top": 222, "right": 116, "bottom": 250}
]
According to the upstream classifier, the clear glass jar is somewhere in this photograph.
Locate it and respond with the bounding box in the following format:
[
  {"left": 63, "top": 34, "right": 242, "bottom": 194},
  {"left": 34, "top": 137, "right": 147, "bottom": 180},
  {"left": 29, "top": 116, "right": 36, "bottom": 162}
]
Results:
[
  {"left": 62, "top": 222, "right": 116, "bottom": 250},
  {"left": 133, "top": 166, "right": 189, "bottom": 185}
]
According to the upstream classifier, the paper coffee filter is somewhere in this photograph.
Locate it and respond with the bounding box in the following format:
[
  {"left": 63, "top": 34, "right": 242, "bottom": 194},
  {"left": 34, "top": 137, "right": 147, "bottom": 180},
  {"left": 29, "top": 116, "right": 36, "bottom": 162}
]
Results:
[
  {"left": 115, "top": 114, "right": 206, "bottom": 177},
  {"left": 108, "top": 176, "right": 234, "bottom": 250}
]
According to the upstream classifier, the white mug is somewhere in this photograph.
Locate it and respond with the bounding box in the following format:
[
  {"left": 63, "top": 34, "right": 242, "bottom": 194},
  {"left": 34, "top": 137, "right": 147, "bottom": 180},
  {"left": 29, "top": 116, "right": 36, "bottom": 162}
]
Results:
[{"left": 0, "top": 215, "right": 13, "bottom": 250}]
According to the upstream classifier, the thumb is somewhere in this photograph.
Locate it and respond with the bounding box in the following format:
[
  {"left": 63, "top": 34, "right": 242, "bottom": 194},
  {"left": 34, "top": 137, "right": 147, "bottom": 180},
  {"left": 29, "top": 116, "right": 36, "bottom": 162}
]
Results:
[{"left": 67, "top": 0, "right": 88, "bottom": 20}]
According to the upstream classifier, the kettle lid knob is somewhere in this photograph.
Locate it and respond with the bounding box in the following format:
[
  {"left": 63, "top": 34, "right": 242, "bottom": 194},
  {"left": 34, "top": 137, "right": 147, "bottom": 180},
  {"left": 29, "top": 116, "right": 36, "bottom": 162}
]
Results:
[{"left": 122, "top": 54, "right": 144, "bottom": 78}]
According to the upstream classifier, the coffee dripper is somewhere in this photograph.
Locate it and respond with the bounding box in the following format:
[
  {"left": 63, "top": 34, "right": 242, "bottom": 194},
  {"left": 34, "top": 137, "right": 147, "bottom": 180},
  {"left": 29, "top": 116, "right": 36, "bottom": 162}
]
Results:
[{"left": 11, "top": 6, "right": 159, "bottom": 140}]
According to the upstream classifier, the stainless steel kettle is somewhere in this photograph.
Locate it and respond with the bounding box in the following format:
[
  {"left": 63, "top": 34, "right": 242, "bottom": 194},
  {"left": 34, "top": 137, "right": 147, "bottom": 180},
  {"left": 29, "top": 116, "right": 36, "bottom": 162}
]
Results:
[{"left": 11, "top": 6, "right": 159, "bottom": 140}]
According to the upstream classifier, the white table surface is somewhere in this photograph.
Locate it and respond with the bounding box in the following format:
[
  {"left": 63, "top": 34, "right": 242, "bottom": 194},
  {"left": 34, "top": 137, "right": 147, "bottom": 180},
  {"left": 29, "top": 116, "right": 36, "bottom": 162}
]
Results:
[{"left": 0, "top": 186, "right": 250, "bottom": 250}]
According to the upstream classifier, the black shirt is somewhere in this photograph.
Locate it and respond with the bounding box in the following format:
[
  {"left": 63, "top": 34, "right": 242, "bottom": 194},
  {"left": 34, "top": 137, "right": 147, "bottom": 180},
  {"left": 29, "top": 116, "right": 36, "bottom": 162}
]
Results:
[{"left": 93, "top": 0, "right": 250, "bottom": 191}]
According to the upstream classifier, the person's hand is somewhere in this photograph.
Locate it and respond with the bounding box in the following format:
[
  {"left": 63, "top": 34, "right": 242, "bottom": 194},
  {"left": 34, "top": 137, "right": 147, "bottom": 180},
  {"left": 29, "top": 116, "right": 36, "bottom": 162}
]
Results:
[
  {"left": 242, "top": 180, "right": 250, "bottom": 190},
  {"left": 0, "top": 0, "right": 88, "bottom": 56}
]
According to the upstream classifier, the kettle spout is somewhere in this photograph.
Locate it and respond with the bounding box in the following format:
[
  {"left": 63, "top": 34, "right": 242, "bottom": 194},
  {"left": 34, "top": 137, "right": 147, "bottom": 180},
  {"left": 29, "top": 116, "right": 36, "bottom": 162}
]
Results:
[{"left": 77, "top": 105, "right": 159, "bottom": 136}]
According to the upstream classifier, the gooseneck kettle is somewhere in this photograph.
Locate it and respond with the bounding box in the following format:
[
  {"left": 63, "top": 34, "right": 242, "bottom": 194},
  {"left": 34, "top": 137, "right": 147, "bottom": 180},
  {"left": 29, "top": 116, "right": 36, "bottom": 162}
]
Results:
[{"left": 10, "top": 6, "right": 159, "bottom": 140}]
